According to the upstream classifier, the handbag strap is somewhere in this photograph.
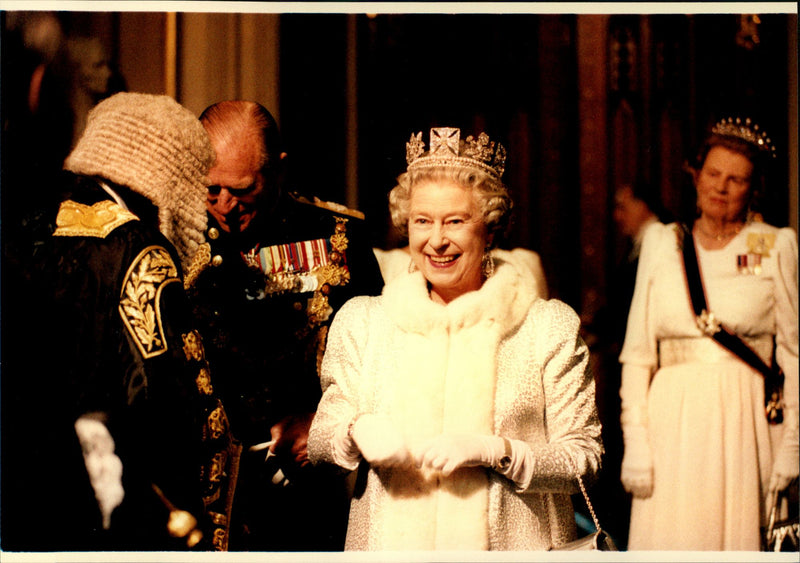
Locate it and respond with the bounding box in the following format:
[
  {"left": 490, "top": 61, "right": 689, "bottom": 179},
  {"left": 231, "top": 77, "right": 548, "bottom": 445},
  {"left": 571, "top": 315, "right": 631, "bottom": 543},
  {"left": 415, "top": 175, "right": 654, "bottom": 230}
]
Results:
[
  {"left": 575, "top": 471, "right": 602, "bottom": 532},
  {"left": 565, "top": 455, "right": 602, "bottom": 532},
  {"left": 678, "top": 224, "right": 781, "bottom": 385}
]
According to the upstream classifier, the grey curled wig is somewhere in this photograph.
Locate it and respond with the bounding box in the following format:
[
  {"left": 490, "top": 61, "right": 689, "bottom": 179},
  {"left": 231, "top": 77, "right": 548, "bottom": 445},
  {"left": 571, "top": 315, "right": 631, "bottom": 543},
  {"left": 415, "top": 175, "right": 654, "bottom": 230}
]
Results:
[{"left": 388, "top": 165, "right": 513, "bottom": 246}]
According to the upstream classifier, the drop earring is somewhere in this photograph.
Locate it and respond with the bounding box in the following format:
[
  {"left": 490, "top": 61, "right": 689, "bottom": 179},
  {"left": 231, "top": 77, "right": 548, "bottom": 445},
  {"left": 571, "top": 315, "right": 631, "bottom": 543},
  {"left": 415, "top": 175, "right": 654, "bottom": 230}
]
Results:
[{"left": 481, "top": 249, "right": 495, "bottom": 278}]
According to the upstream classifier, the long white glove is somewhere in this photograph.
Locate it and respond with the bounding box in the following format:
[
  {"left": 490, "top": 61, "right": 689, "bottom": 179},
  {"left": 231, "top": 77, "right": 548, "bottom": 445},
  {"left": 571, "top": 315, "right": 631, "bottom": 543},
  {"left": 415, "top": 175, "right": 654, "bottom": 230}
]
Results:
[
  {"left": 769, "top": 406, "right": 799, "bottom": 494},
  {"left": 414, "top": 433, "right": 506, "bottom": 476},
  {"left": 350, "top": 414, "right": 412, "bottom": 467},
  {"left": 620, "top": 364, "right": 654, "bottom": 498}
]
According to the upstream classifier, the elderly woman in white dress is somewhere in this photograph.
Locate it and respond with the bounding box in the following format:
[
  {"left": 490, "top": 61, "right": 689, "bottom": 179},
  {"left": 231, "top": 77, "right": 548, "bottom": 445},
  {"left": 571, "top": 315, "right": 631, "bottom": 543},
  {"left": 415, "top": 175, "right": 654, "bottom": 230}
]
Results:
[
  {"left": 308, "top": 127, "right": 602, "bottom": 550},
  {"left": 619, "top": 118, "right": 799, "bottom": 550}
]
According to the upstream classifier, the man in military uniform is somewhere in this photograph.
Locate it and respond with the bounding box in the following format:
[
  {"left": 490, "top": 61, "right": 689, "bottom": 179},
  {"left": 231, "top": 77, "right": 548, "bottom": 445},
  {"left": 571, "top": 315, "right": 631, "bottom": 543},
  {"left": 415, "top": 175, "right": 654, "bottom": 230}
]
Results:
[
  {"left": 186, "top": 101, "right": 384, "bottom": 550},
  {"left": 1, "top": 93, "right": 238, "bottom": 551}
]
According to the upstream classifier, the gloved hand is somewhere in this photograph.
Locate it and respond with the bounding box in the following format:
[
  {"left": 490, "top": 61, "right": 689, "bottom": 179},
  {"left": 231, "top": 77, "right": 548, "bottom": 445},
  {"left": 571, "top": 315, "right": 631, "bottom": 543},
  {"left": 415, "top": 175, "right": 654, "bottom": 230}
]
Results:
[
  {"left": 415, "top": 433, "right": 506, "bottom": 476},
  {"left": 620, "top": 422, "right": 654, "bottom": 498},
  {"left": 350, "top": 414, "right": 412, "bottom": 467},
  {"left": 769, "top": 407, "right": 799, "bottom": 494},
  {"left": 620, "top": 364, "right": 654, "bottom": 499}
]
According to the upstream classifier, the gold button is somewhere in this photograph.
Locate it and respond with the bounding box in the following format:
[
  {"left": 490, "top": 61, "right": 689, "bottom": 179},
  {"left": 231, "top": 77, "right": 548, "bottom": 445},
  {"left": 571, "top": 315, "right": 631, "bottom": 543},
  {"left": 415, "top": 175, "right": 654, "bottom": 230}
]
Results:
[
  {"left": 208, "top": 227, "right": 219, "bottom": 240},
  {"left": 212, "top": 255, "right": 223, "bottom": 266}
]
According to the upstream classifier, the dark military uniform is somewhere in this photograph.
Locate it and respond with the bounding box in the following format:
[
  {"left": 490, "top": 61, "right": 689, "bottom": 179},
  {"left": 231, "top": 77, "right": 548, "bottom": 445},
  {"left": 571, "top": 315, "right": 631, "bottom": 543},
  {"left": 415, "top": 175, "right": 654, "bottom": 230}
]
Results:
[
  {"left": 185, "top": 191, "right": 384, "bottom": 551},
  {"left": 1, "top": 174, "right": 238, "bottom": 551}
]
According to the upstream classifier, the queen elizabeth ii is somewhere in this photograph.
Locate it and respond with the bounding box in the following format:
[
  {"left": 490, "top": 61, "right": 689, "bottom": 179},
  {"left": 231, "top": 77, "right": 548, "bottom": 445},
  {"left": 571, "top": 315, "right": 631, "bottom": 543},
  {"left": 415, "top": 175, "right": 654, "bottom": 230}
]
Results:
[{"left": 308, "top": 127, "right": 602, "bottom": 550}]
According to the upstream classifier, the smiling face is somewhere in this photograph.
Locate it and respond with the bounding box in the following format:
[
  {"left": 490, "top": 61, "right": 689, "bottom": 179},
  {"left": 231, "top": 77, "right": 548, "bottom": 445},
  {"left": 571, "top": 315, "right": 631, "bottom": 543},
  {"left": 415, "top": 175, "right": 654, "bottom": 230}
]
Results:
[
  {"left": 695, "top": 145, "right": 754, "bottom": 224},
  {"left": 408, "top": 180, "right": 490, "bottom": 304}
]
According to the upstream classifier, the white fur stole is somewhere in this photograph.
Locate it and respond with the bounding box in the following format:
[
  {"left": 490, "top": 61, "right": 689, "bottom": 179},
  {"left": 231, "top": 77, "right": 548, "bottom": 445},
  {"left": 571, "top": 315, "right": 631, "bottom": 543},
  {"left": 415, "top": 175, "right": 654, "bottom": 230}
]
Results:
[{"left": 375, "top": 253, "right": 536, "bottom": 549}]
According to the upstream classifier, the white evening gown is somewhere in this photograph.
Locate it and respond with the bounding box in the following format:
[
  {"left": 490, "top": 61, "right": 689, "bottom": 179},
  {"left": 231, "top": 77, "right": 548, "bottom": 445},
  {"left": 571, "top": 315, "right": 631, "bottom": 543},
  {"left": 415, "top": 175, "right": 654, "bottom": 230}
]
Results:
[{"left": 620, "top": 221, "right": 798, "bottom": 550}]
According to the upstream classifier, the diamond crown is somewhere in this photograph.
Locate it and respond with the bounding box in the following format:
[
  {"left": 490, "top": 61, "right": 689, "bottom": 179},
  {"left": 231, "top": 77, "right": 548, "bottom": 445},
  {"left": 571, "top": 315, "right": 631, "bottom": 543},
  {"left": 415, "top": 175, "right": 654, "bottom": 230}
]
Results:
[
  {"left": 711, "top": 117, "right": 776, "bottom": 158},
  {"left": 406, "top": 127, "right": 507, "bottom": 179}
]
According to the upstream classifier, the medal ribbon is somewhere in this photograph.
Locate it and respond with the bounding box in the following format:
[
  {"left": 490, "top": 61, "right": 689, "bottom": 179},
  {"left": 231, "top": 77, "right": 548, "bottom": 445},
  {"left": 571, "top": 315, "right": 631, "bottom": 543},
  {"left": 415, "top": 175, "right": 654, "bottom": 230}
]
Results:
[{"left": 254, "top": 238, "right": 333, "bottom": 275}]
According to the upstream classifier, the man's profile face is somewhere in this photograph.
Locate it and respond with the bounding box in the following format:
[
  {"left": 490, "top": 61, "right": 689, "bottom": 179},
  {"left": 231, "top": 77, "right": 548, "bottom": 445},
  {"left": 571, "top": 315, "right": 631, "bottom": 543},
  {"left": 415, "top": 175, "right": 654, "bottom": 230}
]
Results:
[
  {"left": 206, "top": 140, "right": 269, "bottom": 234},
  {"left": 613, "top": 185, "right": 652, "bottom": 238}
]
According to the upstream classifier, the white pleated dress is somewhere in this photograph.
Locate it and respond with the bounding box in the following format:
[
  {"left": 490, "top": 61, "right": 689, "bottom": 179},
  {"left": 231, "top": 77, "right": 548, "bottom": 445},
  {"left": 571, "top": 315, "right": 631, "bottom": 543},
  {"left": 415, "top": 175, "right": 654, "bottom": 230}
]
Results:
[{"left": 619, "top": 221, "right": 798, "bottom": 551}]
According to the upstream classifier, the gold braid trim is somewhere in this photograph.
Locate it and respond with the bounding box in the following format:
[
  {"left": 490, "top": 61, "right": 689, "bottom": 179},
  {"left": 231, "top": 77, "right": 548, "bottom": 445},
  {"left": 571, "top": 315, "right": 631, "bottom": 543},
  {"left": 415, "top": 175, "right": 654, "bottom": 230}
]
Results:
[
  {"left": 182, "top": 330, "right": 214, "bottom": 395},
  {"left": 184, "top": 242, "right": 211, "bottom": 289},
  {"left": 53, "top": 200, "right": 138, "bottom": 238}
]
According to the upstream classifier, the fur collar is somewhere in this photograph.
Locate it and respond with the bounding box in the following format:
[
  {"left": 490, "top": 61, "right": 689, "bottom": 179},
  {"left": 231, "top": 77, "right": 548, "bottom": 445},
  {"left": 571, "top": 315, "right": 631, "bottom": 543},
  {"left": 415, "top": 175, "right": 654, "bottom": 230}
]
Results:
[
  {"left": 373, "top": 249, "right": 538, "bottom": 550},
  {"left": 382, "top": 249, "right": 537, "bottom": 337}
]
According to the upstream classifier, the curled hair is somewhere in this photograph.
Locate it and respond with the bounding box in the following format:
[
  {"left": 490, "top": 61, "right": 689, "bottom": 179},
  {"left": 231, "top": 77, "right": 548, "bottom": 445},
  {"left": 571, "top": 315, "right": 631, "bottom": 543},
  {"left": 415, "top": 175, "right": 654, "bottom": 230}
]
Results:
[{"left": 388, "top": 159, "right": 513, "bottom": 247}]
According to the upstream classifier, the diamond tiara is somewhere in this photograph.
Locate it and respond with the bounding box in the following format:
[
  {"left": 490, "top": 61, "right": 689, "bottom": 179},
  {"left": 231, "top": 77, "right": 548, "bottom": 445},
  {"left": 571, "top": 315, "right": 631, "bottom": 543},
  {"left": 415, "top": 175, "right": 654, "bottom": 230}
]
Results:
[
  {"left": 406, "top": 127, "right": 507, "bottom": 179},
  {"left": 711, "top": 117, "right": 776, "bottom": 158}
]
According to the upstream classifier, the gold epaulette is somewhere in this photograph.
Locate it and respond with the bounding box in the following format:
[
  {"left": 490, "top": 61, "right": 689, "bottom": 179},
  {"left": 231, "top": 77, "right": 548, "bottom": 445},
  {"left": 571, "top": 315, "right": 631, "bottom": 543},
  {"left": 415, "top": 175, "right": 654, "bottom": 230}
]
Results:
[
  {"left": 53, "top": 199, "right": 138, "bottom": 238},
  {"left": 292, "top": 192, "right": 365, "bottom": 220}
]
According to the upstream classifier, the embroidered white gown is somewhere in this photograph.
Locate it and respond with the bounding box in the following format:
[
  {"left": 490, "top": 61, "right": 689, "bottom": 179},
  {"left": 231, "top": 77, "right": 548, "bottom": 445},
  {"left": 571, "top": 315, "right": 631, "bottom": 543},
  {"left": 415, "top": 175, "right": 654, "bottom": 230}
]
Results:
[
  {"left": 309, "top": 250, "right": 602, "bottom": 550},
  {"left": 619, "top": 221, "right": 799, "bottom": 550}
]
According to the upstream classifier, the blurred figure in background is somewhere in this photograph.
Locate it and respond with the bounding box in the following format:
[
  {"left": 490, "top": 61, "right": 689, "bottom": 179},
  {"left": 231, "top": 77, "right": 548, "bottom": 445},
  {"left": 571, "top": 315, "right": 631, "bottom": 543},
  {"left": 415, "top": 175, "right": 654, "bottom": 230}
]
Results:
[
  {"left": 1, "top": 12, "right": 69, "bottom": 222},
  {"left": 63, "top": 35, "right": 116, "bottom": 148},
  {"left": 583, "top": 181, "right": 667, "bottom": 550},
  {"left": 610, "top": 183, "right": 660, "bottom": 343}
]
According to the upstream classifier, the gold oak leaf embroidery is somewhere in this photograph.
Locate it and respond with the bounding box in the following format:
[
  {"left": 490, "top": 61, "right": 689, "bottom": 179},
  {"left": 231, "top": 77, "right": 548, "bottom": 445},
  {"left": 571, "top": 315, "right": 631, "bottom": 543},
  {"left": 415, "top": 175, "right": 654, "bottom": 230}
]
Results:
[{"left": 119, "top": 246, "right": 179, "bottom": 359}]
